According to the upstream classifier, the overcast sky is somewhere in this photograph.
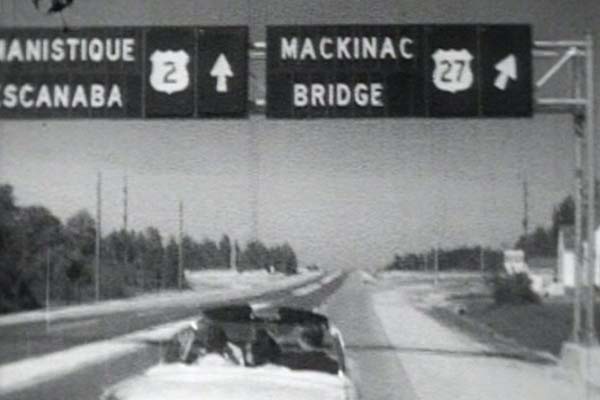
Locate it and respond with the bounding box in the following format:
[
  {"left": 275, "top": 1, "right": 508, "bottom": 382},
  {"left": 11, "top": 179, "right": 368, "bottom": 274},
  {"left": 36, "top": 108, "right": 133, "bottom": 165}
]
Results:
[{"left": 0, "top": 0, "right": 599, "bottom": 270}]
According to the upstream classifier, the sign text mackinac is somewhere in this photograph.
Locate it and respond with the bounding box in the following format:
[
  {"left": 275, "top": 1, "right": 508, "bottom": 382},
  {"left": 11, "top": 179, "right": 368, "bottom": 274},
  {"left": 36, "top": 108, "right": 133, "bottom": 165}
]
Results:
[{"left": 266, "top": 25, "right": 533, "bottom": 118}]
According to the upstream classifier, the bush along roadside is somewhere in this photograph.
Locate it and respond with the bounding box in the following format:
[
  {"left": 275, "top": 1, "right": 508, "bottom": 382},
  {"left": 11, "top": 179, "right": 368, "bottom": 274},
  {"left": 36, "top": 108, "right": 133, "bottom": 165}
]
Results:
[{"left": 489, "top": 272, "right": 541, "bottom": 305}]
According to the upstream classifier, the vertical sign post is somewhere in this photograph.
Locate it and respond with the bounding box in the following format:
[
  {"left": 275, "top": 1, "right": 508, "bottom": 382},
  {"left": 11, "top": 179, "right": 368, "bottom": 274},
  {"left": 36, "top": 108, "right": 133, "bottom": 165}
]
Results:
[
  {"left": 584, "top": 33, "right": 597, "bottom": 345},
  {"left": 573, "top": 65, "right": 584, "bottom": 344}
]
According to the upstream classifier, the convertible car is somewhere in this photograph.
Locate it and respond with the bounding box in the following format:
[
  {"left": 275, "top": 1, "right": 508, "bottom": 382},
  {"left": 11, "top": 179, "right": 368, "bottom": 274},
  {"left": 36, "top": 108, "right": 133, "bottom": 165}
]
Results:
[{"left": 100, "top": 304, "right": 358, "bottom": 400}]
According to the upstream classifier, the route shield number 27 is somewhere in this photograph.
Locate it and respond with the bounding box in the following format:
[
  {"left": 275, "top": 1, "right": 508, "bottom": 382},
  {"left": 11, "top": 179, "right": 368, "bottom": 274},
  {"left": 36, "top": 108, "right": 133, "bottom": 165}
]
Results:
[{"left": 431, "top": 49, "right": 474, "bottom": 93}]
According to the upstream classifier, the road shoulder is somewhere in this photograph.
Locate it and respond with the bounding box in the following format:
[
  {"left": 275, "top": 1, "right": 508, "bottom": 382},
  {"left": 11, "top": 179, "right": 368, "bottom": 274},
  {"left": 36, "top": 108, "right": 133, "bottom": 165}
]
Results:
[{"left": 371, "top": 277, "right": 586, "bottom": 400}]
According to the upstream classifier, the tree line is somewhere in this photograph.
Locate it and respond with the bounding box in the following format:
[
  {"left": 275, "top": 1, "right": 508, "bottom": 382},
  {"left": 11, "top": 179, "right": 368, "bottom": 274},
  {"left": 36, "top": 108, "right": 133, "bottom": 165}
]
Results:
[
  {"left": 384, "top": 246, "right": 503, "bottom": 272},
  {"left": 514, "top": 194, "right": 575, "bottom": 258},
  {"left": 385, "top": 192, "right": 581, "bottom": 272},
  {"left": 0, "top": 184, "right": 298, "bottom": 314}
]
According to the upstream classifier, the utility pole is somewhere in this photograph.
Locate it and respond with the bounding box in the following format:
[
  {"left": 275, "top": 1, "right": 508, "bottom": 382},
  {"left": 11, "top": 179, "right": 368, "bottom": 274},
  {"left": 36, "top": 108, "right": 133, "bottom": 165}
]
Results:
[
  {"left": 178, "top": 200, "right": 184, "bottom": 290},
  {"left": 123, "top": 174, "right": 129, "bottom": 270},
  {"left": 234, "top": 240, "right": 241, "bottom": 272},
  {"left": 249, "top": 117, "right": 260, "bottom": 242},
  {"left": 480, "top": 246, "right": 485, "bottom": 274},
  {"left": 123, "top": 174, "right": 128, "bottom": 232},
  {"left": 522, "top": 174, "right": 529, "bottom": 239},
  {"left": 95, "top": 172, "right": 102, "bottom": 302},
  {"left": 45, "top": 246, "right": 51, "bottom": 308},
  {"left": 434, "top": 247, "right": 439, "bottom": 286},
  {"left": 230, "top": 238, "right": 237, "bottom": 271},
  {"left": 45, "top": 246, "right": 51, "bottom": 332}
]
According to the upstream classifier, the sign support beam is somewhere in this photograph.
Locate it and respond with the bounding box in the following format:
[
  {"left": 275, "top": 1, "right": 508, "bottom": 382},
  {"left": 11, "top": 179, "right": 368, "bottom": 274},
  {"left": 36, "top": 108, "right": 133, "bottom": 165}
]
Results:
[
  {"left": 584, "top": 32, "right": 597, "bottom": 346},
  {"left": 249, "top": 36, "right": 598, "bottom": 343},
  {"left": 535, "top": 36, "right": 597, "bottom": 346},
  {"left": 573, "top": 56, "right": 584, "bottom": 344}
]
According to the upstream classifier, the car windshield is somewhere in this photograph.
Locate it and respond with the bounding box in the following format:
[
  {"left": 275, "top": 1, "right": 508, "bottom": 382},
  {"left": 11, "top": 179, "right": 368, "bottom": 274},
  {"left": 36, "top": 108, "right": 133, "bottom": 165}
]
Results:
[{"left": 162, "top": 305, "right": 342, "bottom": 375}]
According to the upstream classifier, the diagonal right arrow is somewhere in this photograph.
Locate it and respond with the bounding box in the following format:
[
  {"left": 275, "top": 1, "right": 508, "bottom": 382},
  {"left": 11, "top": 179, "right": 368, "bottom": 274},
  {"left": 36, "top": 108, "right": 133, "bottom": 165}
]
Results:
[{"left": 494, "top": 54, "right": 517, "bottom": 90}]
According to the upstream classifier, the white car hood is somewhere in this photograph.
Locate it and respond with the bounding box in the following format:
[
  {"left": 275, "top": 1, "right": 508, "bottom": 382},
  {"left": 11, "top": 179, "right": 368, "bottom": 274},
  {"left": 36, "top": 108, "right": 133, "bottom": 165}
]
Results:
[{"left": 105, "top": 363, "right": 354, "bottom": 400}]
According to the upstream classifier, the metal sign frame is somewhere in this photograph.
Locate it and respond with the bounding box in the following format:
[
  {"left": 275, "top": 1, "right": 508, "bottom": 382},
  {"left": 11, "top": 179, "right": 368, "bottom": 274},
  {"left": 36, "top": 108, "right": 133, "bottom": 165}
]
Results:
[
  {"left": 250, "top": 34, "right": 597, "bottom": 344},
  {"left": 535, "top": 35, "right": 597, "bottom": 345}
]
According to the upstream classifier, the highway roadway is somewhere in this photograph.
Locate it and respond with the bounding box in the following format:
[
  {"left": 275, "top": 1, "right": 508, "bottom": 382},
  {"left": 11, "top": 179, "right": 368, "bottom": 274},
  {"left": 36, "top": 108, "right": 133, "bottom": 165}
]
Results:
[
  {"left": 3, "top": 271, "right": 416, "bottom": 400},
  {"left": 0, "top": 277, "right": 326, "bottom": 365}
]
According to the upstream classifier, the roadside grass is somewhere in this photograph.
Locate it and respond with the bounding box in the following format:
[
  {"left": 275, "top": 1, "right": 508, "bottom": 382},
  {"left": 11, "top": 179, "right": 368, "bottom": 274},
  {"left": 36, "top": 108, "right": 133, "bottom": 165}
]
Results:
[
  {"left": 435, "top": 286, "right": 600, "bottom": 357},
  {"left": 388, "top": 272, "right": 600, "bottom": 358},
  {"left": 427, "top": 305, "right": 558, "bottom": 364},
  {"left": 458, "top": 300, "right": 573, "bottom": 356}
]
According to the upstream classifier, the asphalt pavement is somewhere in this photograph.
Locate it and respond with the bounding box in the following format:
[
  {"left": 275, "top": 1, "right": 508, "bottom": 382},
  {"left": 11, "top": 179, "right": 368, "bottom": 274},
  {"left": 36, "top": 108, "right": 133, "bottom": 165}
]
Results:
[
  {"left": 2, "top": 271, "right": 416, "bottom": 400},
  {"left": 0, "top": 275, "right": 324, "bottom": 365},
  {"left": 2, "top": 272, "right": 346, "bottom": 400},
  {"left": 325, "top": 273, "right": 419, "bottom": 400}
]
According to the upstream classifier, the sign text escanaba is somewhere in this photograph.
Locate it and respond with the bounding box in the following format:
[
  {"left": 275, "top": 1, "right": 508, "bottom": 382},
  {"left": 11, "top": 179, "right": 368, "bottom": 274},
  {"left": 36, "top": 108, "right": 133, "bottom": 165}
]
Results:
[{"left": 0, "top": 27, "right": 248, "bottom": 118}]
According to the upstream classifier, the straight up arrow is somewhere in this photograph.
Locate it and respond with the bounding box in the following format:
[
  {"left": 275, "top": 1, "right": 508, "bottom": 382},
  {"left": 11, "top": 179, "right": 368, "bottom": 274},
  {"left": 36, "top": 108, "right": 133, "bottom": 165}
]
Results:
[{"left": 210, "top": 54, "right": 234, "bottom": 93}]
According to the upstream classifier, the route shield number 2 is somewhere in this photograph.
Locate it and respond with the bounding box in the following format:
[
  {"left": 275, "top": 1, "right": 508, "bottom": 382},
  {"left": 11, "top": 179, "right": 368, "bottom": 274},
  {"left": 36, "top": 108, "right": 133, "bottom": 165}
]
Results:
[{"left": 149, "top": 50, "right": 191, "bottom": 95}]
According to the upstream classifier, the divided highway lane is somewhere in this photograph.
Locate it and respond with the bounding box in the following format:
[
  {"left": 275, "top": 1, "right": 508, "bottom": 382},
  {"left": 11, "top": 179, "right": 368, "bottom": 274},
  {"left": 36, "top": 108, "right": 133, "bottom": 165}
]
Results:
[
  {"left": 324, "top": 273, "right": 418, "bottom": 400},
  {"left": 0, "top": 306, "right": 195, "bottom": 365},
  {"left": 0, "top": 273, "right": 329, "bottom": 365},
  {"left": 2, "top": 272, "right": 347, "bottom": 400}
]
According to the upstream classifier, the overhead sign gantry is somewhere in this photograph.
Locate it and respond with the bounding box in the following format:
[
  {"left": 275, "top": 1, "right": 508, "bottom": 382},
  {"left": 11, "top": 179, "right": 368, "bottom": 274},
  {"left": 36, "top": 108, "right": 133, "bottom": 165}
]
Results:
[{"left": 0, "top": 21, "right": 596, "bottom": 352}]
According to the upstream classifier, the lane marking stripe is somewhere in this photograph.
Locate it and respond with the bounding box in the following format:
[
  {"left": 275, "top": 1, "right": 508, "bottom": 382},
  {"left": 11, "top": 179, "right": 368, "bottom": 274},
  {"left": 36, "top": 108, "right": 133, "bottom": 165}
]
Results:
[
  {"left": 0, "top": 273, "right": 333, "bottom": 394},
  {"left": 46, "top": 318, "right": 99, "bottom": 333},
  {"left": 0, "top": 317, "right": 198, "bottom": 396},
  {"left": 0, "top": 340, "right": 144, "bottom": 395},
  {"left": 250, "top": 301, "right": 273, "bottom": 310},
  {"left": 292, "top": 283, "right": 321, "bottom": 296}
]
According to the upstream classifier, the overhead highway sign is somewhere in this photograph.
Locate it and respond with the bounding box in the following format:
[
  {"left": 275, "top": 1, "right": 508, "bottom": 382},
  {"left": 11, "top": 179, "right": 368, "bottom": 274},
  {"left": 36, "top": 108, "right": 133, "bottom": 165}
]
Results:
[
  {"left": 266, "top": 24, "right": 532, "bottom": 118},
  {"left": 0, "top": 26, "right": 248, "bottom": 119}
]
